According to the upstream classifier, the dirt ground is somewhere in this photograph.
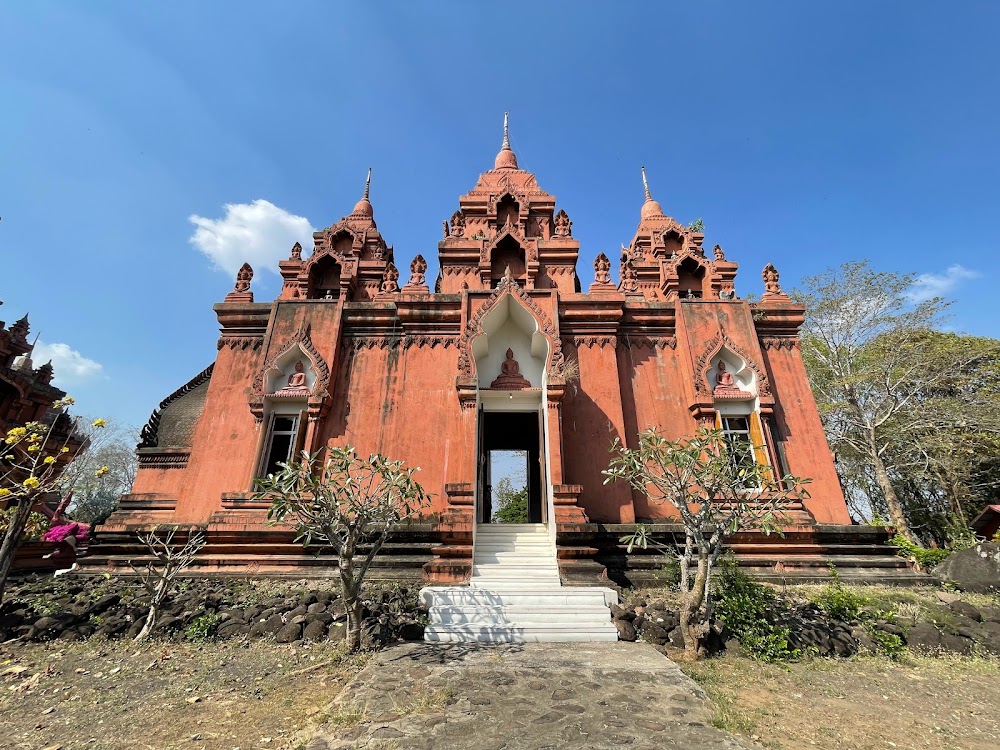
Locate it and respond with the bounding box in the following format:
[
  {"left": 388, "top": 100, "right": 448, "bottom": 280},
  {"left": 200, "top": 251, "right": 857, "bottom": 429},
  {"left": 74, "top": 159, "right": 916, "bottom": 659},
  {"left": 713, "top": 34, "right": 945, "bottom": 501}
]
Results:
[
  {"left": 0, "top": 639, "right": 366, "bottom": 750},
  {"left": 681, "top": 652, "right": 1000, "bottom": 750}
]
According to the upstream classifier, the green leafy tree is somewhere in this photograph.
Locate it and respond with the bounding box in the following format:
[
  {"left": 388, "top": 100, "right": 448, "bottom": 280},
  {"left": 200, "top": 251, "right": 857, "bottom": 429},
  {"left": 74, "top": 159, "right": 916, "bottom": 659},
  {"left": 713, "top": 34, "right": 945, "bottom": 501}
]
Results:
[
  {"left": 492, "top": 476, "right": 529, "bottom": 524},
  {"left": 254, "top": 446, "right": 431, "bottom": 652},
  {"left": 604, "top": 426, "right": 809, "bottom": 659},
  {"left": 797, "top": 262, "right": 1000, "bottom": 544}
]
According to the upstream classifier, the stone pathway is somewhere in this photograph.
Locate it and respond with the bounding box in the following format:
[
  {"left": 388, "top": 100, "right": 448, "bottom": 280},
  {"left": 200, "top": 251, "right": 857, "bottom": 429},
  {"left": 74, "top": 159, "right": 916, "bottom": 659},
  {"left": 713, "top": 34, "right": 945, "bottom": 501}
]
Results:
[{"left": 300, "top": 642, "right": 753, "bottom": 750}]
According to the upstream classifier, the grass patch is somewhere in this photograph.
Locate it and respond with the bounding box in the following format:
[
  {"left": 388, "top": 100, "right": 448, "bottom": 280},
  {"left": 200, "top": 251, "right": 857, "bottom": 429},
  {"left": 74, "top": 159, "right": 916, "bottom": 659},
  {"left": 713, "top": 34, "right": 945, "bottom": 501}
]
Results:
[
  {"left": 392, "top": 684, "right": 454, "bottom": 716},
  {"left": 320, "top": 703, "right": 368, "bottom": 727}
]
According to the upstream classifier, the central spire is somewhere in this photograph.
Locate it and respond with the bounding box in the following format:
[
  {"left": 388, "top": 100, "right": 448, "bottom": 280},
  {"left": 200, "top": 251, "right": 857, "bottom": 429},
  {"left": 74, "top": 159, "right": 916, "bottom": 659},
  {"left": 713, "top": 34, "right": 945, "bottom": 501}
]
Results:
[
  {"left": 640, "top": 165, "right": 664, "bottom": 219},
  {"left": 353, "top": 167, "right": 374, "bottom": 217},
  {"left": 494, "top": 112, "right": 519, "bottom": 170}
]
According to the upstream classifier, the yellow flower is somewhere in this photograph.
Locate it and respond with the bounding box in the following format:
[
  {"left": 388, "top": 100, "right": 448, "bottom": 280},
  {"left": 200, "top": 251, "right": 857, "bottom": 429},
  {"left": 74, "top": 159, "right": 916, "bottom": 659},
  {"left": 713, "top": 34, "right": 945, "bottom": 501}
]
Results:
[
  {"left": 22, "top": 477, "right": 40, "bottom": 490},
  {"left": 95, "top": 465, "right": 110, "bottom": 478},
  {"left": 0, "top": 488, "right": 10, "bottom": 497},
  {"left": 44, "top": 456, "right": 56, "bottom": 465},
  {"left": 60, "top": 447, "right": 70, "bottom": 453},
  {"left": 27, "top": 445, "right": 40, "bottom": 453},
  {"left": 92, "top": 418, "right": 107, "bottom": 428}
]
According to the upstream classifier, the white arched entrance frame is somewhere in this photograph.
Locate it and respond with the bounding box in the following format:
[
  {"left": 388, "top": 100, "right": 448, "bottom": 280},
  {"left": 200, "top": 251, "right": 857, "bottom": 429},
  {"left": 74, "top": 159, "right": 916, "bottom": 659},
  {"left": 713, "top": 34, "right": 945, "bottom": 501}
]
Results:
[{"left": 470, "top": 294, "right": 555, "bottom": 535}]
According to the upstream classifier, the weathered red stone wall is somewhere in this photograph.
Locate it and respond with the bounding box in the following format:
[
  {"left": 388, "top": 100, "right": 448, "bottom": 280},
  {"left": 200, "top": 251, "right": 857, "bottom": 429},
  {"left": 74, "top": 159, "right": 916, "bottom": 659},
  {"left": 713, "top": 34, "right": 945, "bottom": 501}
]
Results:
[{"left": 760, "top": 344, "right": 850, "bottom": 524}]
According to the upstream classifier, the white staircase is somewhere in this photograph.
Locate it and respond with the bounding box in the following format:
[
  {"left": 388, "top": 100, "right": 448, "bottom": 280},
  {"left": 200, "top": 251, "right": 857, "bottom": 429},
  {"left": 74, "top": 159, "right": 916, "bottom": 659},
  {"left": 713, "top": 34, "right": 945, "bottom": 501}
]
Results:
[{"left": 421, "top": 524, "right": 619, "bottom": 643}]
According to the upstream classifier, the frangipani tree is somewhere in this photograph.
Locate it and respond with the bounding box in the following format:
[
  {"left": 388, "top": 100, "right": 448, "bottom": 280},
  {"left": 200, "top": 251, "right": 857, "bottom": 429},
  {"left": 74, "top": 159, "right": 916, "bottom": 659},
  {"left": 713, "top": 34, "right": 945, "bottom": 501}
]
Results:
[
  {"left": 254, "top": 446, "right": 431, "bottom": 652},
  {"left": 604, "top": 426, "right": 810, "bottom": 659},
  {"left": 0, "top": 399, "right": 106, "bottom": 603}
]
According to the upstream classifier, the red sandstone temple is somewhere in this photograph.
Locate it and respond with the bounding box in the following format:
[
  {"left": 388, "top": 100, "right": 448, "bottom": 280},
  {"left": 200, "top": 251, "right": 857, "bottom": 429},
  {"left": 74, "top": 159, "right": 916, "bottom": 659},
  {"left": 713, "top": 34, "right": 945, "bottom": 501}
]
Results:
[{"left": 98, "top": 119, "right": 914, "bottom": 594}]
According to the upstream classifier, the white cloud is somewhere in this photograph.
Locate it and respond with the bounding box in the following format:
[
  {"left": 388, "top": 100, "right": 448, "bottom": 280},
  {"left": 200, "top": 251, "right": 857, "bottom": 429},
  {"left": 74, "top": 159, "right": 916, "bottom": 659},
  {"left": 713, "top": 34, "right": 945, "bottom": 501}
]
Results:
[
  {"left": 33, "top": 341, "right": 103, "bottom": 386},
  {"left": 907, "top": 264, "right": 981, "bottom": 303},
  {"left": 189, "top": 199, "right": 314, "bottom": 277}
]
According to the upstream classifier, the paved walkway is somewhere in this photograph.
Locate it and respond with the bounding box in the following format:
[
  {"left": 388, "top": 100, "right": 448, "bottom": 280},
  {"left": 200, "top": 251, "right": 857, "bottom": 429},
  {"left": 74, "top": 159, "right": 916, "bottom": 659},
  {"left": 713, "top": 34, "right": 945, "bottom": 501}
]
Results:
[{"left": 300, "top": 642, "right": 752, "bottom": 750}]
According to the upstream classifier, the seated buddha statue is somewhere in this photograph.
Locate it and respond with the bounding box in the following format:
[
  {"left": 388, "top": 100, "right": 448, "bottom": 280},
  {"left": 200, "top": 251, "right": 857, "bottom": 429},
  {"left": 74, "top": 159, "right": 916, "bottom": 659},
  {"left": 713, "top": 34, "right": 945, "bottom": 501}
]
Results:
[
  {"left": 273, "top": 360, "right": 310, "bottom": 396},
  {"left": 712, "top": 361, "right": 747, "bottom": 399},
  {"left": 490, "top": 348, "right": 531, "bottom": 390}
]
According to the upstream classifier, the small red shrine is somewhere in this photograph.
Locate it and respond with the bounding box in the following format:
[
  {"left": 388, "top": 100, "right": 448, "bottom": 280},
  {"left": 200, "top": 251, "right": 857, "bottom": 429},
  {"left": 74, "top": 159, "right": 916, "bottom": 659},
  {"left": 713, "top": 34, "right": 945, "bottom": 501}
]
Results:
[{"left": 103, "top": 118, "right": 879, "bottom": 584}]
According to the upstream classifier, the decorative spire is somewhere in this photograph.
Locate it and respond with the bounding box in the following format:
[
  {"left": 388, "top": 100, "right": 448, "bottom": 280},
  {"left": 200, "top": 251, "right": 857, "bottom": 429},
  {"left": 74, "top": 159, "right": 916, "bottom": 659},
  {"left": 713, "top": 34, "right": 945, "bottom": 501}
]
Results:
[
  {"left": 639, "top": 165, "right": 665, "bottom": 220},
  {"left": 352, "top": 167, "right": 374, "bottom": 217},
  {"left": 494, "top": 112, "right": 519, "bottom": 170}
]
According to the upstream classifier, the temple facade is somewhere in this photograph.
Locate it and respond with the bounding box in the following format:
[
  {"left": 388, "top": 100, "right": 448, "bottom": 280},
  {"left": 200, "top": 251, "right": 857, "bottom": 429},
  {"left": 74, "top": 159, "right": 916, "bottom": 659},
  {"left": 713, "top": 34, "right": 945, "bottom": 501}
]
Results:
[{"left": 105, "top": 120, "right": 867, "bottom": 585}]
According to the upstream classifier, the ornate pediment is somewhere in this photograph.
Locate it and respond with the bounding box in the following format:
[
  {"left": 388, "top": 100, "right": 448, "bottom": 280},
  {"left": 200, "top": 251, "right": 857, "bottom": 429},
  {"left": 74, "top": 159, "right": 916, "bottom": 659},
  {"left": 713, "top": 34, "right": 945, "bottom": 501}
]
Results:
[
  {"left": 457, "top": 269, "right": 565, "bottom": 381},
  {"left": 693, "top": 332, "right": 771, "bottom": 398}
]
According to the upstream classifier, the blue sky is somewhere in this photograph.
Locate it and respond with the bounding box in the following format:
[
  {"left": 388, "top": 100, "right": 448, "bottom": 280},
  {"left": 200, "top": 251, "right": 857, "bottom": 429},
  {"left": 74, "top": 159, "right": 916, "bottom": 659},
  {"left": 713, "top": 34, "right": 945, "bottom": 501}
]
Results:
[{"left": 2, "top": 2, "right": 998, "bottom": 428}]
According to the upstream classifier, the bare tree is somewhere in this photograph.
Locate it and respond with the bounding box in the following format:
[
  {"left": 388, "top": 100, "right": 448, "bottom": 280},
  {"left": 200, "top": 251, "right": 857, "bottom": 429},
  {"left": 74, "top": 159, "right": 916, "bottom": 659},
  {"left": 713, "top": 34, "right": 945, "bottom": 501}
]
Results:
[
  {"left": 604, "top": 426, "right": 809, "bottom": 659},
  {"left": 56, "top": 417, "right": 138, "bottom": 524},
  {"left": 254, "top": 446, "right": 430, "bottom": 652},
  {"left": 796, "top": 261, "right": 994, "bottom": 543},
  {"left": 128, "top": 525, "right": 206, "bottom": 641}
]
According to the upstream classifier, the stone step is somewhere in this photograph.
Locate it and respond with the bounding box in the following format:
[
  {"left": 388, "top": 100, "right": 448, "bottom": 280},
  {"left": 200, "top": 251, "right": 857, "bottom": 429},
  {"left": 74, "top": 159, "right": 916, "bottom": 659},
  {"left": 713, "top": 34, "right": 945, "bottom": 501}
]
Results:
[
  {"left": 421, "top": 586, "right": 618, "bottom": 608},
  {"left": 423, "top": 623, "right": 619, "bottom": 643},
  {"left": 472, "top": 553, "right": 559, "bottom": 565},
  {"left": 429, "top": 605, "right": 612, "bottom": 625},
  {"left": 472, "top": 565, "right": 561, "bottom": 577}
]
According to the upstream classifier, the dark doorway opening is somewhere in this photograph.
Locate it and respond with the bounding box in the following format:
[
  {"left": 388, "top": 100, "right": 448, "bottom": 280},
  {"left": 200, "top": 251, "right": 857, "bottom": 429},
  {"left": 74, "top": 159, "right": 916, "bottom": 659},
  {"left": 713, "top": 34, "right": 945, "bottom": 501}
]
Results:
[{"left": 478, "top": 410, "right": 543, "bottom": 524}]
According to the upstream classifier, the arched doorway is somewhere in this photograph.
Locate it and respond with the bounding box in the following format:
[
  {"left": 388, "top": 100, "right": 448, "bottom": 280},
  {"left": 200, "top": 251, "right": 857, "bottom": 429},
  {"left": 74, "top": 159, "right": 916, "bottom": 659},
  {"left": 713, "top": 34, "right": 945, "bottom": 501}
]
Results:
[{"left": 470, "top": 295, "right": 549, "bottom": 525}]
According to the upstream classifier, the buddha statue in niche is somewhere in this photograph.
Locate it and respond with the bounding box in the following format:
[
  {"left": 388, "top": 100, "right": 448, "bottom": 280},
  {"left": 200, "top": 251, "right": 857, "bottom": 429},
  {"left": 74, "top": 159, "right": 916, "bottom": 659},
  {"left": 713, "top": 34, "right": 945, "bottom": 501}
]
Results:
[
  {"left": 712, "top": 360, "right": 748, "bottom": 399},
  {"left": 490, "top": 348, "right": 532, "bottom": 390},
  {"left": 273, "top": 360, "right": 310, "bottom": 396}
]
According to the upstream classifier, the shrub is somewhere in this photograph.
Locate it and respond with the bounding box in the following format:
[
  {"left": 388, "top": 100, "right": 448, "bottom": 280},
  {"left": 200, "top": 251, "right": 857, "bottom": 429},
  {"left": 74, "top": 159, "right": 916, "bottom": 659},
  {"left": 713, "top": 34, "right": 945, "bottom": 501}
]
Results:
[
  {"left": 889, "top": 534, "right": 951, "bottom": 569},
  {"left": 185, "top": 612, "right": 222, "bottom": 641},
  {"left": 714, "top": 560, "right": 798, "bottom": 662},
  {"left": 813, "top": 585, "right": 870, "bottom": 622}
]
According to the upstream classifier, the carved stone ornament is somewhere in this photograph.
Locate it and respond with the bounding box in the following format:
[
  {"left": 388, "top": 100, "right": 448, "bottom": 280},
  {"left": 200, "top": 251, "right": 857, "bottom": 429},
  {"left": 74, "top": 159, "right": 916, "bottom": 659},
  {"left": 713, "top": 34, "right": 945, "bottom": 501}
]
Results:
[
  {"left": 713, "top": 244, "right": 726, "bottom": 262},
  {"left": 693, "top": 332, "right": 771, "bottom": 398},
  {"left": 553, "top": 209, "right": 572, "bottom": 237},
  {"left": 10, "top": 314, "right": 29, "bottom": 343},
  {"left": 407, "top": 255, "right": 428, "bottom": 286},
  {"left": 290, "top": 242, "right": 303, "bottom": 261},
  {"left": 380, "top": 262, "right": 400, "bottom": 294},
  {"left": 620, "top": 259, "right": 639, "bottom": 294},
  {"left": 234, "top": 263, "right": 253, "bottom": 293},
  {"left": 457, "top": 266, "right": 565, "bottom": 381},
  {"left": 450, "top": 210, "right": 466, "bottom": 238},
  {"left": 594, "top": 252, "right": 612, "bottom": 285},
  {"left": 762, "top": 263, "right": 784, "bottom": 297}
]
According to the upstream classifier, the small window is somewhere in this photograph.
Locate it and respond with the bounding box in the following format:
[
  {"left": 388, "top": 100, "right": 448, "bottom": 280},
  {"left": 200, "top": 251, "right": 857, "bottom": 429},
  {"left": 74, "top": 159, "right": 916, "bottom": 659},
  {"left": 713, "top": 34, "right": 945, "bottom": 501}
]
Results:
[
  {"left": 260, "top": 413, "right": 301, "bottom": 476},
  {"left": 721, "top": 416, "right": 759, "bottom": 488}
]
